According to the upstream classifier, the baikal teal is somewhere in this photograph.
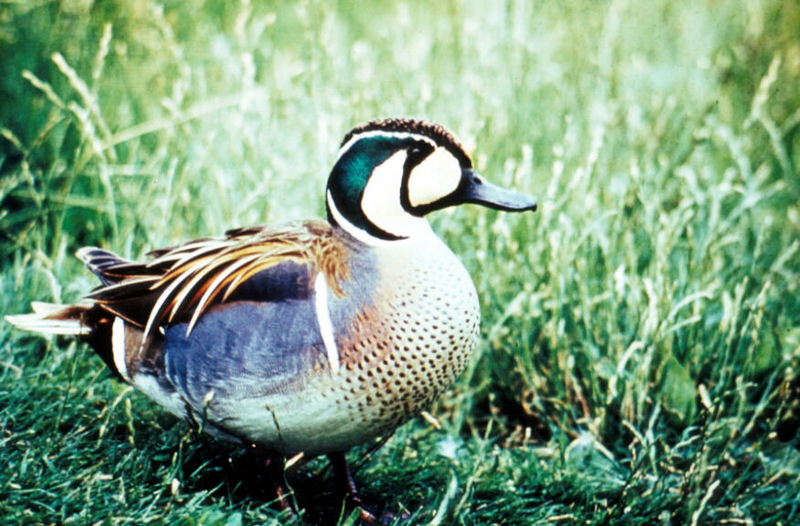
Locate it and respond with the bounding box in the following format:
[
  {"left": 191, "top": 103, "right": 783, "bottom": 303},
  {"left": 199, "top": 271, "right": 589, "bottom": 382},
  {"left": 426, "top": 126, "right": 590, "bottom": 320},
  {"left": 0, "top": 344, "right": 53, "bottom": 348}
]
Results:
[{"left": 6, "top": 118, "right": 537, "bottom": 522}]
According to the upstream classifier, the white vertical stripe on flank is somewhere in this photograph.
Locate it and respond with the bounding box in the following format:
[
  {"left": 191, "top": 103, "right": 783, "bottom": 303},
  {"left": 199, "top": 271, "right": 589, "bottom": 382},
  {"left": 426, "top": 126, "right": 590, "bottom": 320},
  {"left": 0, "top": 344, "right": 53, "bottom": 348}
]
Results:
[
  {"left": 111, "top": 317, "right": 132, "bottom": 382},
  {"left": 313, "top": 272, "right": 340, "bottom": 371}
]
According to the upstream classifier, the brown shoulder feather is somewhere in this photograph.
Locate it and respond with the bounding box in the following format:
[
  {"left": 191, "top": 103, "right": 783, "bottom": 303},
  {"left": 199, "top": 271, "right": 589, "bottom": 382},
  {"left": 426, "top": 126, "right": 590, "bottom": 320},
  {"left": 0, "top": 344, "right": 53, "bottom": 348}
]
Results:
[{"left": 84, "top": 220, "right": 351, "bottom": 341}]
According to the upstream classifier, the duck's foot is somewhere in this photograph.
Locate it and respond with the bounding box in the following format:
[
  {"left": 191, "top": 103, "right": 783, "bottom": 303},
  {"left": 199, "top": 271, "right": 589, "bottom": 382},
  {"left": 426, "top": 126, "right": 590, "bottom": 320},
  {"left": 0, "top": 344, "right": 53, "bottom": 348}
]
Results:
[{"left": 328, "top": 452, "right": 408, "bottom": 524}]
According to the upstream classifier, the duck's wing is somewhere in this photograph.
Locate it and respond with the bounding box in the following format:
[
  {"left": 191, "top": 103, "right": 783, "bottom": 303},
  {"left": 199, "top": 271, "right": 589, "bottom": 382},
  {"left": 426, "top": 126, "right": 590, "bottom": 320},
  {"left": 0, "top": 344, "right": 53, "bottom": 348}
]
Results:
[{"left": 80, "top": 220, "right": 347, "bottom": 342}]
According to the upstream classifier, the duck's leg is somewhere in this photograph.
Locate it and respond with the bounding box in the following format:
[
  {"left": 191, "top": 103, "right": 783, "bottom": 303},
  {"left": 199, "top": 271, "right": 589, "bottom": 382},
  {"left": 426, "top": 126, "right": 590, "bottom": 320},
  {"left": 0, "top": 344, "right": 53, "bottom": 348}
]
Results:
[
  {"left": 264, "top": 455, "right": 292, "bottom": 511},
  {"left": 250, "top": 446, "right": 293, "bottom": 512},
  {"left": 328, "top": 452, "right": 390, "bottom": 524},
  {"left": 329, "top": 452, "right": 362, "bottom": 504}
]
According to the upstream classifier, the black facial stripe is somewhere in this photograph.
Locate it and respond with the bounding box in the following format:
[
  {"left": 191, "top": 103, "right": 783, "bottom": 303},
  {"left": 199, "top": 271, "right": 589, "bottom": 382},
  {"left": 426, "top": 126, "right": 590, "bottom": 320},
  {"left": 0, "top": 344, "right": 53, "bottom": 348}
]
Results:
[
  {"left": 403, "top": 145, "right": 470, "bottom": 217},
  {"left": 407, "top": 172, "right": 467, "bottom": 216},
  {"left": 400, "top": 141, "right": 436, "bottom": 217},
  {"left": 327, "top": 193, "right": 407, "bottom": 242}
]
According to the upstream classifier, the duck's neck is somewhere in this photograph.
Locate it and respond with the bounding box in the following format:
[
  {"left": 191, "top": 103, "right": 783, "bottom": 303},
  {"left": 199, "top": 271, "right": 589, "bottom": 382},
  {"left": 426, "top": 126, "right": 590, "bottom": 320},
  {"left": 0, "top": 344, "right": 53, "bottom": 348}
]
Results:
[{"left": 326, "top": 192, "right": 436, "bottom": 247}]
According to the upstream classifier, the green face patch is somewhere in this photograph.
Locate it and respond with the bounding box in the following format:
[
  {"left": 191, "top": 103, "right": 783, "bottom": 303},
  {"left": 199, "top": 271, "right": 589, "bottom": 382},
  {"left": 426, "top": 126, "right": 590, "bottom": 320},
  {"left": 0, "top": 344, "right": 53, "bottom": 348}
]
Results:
[{"left": 327, "top": 135, "right": 421, "bottom": 240}]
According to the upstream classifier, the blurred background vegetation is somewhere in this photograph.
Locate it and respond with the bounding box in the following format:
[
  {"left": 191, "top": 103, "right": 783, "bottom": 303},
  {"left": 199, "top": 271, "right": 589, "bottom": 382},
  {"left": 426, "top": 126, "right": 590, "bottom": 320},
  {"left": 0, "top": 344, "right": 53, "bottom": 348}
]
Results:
[{"left": 1, "top": 0, "right": 799, "bottom": 524}]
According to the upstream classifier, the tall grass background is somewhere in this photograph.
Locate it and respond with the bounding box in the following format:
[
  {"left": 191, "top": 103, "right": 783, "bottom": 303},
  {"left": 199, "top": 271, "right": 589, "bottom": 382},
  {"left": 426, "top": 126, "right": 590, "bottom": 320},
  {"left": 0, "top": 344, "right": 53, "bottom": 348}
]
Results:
[{"left": 1, "top": 1, "right": 799, "bottom": 524}]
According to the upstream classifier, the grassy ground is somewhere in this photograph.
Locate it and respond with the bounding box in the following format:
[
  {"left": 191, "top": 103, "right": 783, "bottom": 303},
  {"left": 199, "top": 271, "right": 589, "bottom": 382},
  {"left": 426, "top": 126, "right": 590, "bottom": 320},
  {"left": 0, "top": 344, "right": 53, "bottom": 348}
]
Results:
[{"left": 2, "top": 0, "right": 799, "bottom": 524}]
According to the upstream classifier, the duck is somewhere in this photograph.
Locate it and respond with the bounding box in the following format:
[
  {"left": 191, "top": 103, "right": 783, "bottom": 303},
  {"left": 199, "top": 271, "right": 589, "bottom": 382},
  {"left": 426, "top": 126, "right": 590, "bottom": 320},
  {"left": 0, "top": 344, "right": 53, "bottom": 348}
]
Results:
[{"left": 6, "top": 118, "right": 537, "bottom": 521}]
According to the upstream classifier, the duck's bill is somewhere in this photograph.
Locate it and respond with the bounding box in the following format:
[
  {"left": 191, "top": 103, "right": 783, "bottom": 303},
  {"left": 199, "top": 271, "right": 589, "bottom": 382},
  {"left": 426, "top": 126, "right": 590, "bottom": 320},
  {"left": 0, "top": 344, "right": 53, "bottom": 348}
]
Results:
[{"left": 458, "top": 168, "right": 537, "bottom": 212}]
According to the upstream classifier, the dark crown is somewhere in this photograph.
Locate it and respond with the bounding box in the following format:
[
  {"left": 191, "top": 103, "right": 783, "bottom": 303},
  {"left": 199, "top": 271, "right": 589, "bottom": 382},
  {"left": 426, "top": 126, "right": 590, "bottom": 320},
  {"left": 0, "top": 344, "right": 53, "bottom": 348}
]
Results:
[{"left": 341, "top": 118, "right": 473, "bottom": 168}]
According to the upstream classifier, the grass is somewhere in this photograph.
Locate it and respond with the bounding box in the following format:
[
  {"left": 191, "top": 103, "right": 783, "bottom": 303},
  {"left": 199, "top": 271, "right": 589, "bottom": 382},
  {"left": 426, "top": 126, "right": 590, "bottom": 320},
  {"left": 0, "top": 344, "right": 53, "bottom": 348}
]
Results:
[{"left": 1, "top": 0, "right": 799, "bottom": 524}]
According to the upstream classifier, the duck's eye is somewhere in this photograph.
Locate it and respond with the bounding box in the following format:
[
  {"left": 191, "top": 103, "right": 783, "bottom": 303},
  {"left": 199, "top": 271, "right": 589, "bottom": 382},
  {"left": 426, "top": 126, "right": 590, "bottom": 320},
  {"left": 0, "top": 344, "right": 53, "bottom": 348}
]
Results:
[
  {"left": 407, "top": 143, "right": 434, "bottom": 166},
  {"left": 407, "top": 146, "right": 424, "bottom": 159}
]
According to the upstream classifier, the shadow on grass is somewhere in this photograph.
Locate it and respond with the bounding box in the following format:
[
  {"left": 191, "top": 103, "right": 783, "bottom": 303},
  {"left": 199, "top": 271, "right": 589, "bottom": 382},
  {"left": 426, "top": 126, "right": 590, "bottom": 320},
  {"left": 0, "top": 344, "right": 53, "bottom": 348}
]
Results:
[{"left": 171, "top": 437, "right": 412, "bottom": 524}]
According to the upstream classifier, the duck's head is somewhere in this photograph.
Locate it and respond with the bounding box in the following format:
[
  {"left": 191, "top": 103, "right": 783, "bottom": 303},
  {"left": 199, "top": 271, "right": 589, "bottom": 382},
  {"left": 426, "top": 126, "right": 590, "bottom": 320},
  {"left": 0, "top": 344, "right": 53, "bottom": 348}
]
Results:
[{"left": 326, "top": 118, "right": 537, "bottom": 244}]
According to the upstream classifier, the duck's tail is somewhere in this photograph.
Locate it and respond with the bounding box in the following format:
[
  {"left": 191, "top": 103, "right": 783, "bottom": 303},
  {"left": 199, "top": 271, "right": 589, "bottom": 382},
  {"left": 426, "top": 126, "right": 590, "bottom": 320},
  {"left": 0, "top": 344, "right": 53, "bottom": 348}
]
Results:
[{"left": 5, "top": 301, "right": 93, "bottom": 336}]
